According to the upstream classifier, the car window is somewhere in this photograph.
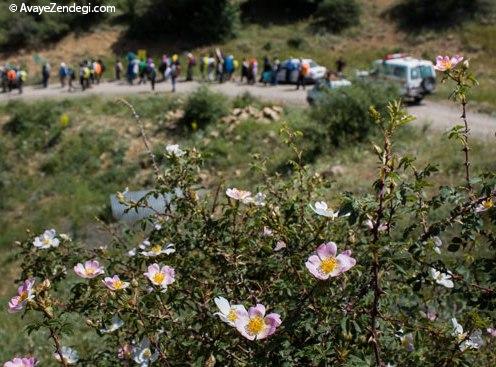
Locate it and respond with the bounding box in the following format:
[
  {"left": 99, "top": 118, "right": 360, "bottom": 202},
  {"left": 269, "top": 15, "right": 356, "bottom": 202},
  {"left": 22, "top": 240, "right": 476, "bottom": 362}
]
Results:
[
  {"left": 309, "top": 61, "right": 317, "bottom": 68},
  {"left": 410, "top": 67, "right": 420, "bottom": 79},
  {"left": 419, "top": 65, "right": 434, "bottom": 78},
  {"left": 392, "top": 65, "right": 407, "bottom": 78}
]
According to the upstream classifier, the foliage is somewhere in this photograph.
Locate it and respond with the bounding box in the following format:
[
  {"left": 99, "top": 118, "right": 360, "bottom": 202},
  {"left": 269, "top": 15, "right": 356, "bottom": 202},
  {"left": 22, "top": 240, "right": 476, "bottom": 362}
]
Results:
[
  {"left": 127, "top": 0, "right": 239, "bottom": 45},
  {"left": 3, "top": 60, "right": 496, "bottom": 366},
  {"left": 310, "top": 80, "right": 398, "bottom": 147},
  {"left": 0, "top": 0, "right": 108, "bottom": 49},
  {"left": 181, "top": 86, "right": 230, "bottom": 130},
  {"left": 389, "top": 0, "right": 494, "bottom": 30},
  {"left": 313, "top": 0, "right": 361, "bottom": 33}
]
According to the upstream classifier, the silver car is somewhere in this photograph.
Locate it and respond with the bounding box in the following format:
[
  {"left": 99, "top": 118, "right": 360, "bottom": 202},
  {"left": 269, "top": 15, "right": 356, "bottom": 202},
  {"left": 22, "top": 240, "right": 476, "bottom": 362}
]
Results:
[{"left": 276, "top": 58, "right": 327, "bottom": 84}]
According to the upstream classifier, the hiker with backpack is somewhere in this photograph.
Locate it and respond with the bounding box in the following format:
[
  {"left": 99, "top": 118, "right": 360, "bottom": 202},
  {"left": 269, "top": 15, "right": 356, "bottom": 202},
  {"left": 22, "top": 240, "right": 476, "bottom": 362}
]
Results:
[
  {"left": 114, "top": 59, "right": 123, "bottom": 81},
  {"left": 170, "top": 55, "right": 180, "bottom": 92},
  {"left": 261, "top": 56, "right": 272, "bottom": 86},
  {"left": 271, "top": 57, "right": 281, "bottom": 85},
  {"left": 59, "top": 63, "right": 68, "bottom": 87},
  {"left": 224, "top": 54, "right": 234, "bottom": 82},
  {"left": 80, "top": 62, "right": 91, "bottom": 91},
  {"left": 186, "top": 53, "right": 196, "bottom": 81},
  {"left": 147, "top": 62, "right": 157, "bottom": 91},
  {"left": 42, "top": 62, "right": 51, "bottom": 88},
  {"left": 296, "top": 58, "right": 309, "bottom": 90},
  {"left": 67, "top": 66, "right": 76, "bottom": 92}
]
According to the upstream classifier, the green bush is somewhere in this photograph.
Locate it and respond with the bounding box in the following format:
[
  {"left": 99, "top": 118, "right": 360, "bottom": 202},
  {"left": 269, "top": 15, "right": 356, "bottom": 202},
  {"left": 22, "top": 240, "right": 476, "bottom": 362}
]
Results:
[
  {"left": 181, "top": 86, "right": 230, "bottom": 130},
  {"left": 2, "top": 100, "right": 69, "bottom": 150},
  {"left": 0, "top": 0, "right": 108, "bottom": 49},
  {"left": 389, "top": 0, "right": 494, "bottom": 29},
  {"left": 232, "top": 91, "right": 261, "bottom": 109},
  {"left": 314, "top": 0, "right": 361, "bottom": 33},
  {"left": 127, "top": 0, "right": 239, "bottom": 45},
  {"left": 310, "top": 81, "right": 398, "bottom": 146}
]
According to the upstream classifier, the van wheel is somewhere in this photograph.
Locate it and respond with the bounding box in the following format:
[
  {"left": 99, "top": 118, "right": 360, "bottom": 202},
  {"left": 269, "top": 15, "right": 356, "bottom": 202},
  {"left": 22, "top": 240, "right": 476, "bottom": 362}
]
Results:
[
  {"left": 414, "top": 96, "right": 423, "bottom": 104},
  {"left": 421, "top": 77, "right": 436, "bottom": 94}
]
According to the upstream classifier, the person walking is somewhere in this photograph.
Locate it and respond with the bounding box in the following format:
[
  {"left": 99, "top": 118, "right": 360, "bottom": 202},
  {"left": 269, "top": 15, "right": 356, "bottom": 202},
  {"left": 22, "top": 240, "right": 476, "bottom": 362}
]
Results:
[
  {"left": 42, "top": 62, "right": 51, "bottom": 88},
  {"left": 224, "top": 54, "right": 234, "bottom": 82},
  {"left": 240, "top": 59, "right": 249, "bottom": 83},
  {"left": 285, "top": 58, "right": 295, "bottom": 84},
  {"left": 261, "top": 56, "right": 272, "bottom": 86},
  {"left": 114, "top": 59, "right": 123, "bottom": 81},
  {"left": 207, "top": 54, "right": 216, "bottom": 82},
  {"left": 170, "top": 55, "right": 180, "bottom": 92},
  {"left": 199, "top": 54, "right": 208, "bottom": 81},
  {"left": 296, "top": 58, "right": 309, "bottom": 90},
  {"left": 67, "top": 66, "right": 75, "bottom": 92},
  {"left": 59, "top": 63, "right": 68, "bottom": 87},
  {"left": 186, "top": 53, "right": 195, "bottom": 81},
  {"left": 147, "top": 62, "right": 157, "bottom": 91},
  {"left": 271, "top": 57, "right": 280, "bottom": 85}
]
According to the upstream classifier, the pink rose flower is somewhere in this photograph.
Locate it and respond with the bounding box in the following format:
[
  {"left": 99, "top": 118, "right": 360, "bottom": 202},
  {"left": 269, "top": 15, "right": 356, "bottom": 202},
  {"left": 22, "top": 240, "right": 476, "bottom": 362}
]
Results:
[
  {"left": 103, "top": 275, "right": 130, "bottom": 291},
  {"left": 144, "top": 263, "right": 175, "bottom": 289},
  {"left": 7, "top": 279, "right": 35, "bottom": 313},
  {"left": 3, "top": 357, "right": 38, "bottom": 367},
  {"left": 74, "top": 260, "right": 105, "bottom": 279},
  {"left": 305, "top": 242, "right": 356, "bottom": 280},
  {"left": 434, "top": 55, "right": 463, "bottom": 71},
  {"left": 235, "top": 304, "right": 282, "bottom": 340}
]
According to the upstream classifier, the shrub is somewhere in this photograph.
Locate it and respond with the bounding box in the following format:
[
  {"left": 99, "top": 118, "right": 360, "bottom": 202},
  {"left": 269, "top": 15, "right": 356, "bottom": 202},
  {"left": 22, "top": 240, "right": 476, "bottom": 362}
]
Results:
[
  {"left": 389, "top": 0, "right": 494, "bottom": 30},
  {"left": 181, "top": 86, "right": 229, "bottom": 130},
  {"left": 232, "top": 91, "right": 261, "bottom": 109},
  {"left": 0, "top": 0, "right": 107, "bottom": 49},
  {"left": 127, "top": 0, "right": 239, "bottom": 45},
  {"left": 314, "top": 0, "right": 361, "bottom": 33},
  {"left": 3, "top": 100, "right": 69, "bottom": 150},
  {"left": 310, "top": 80, "right": 398, "bottom": 146},
  {"left": 3, "top": 60, "right": 496, "bottom": 366}
]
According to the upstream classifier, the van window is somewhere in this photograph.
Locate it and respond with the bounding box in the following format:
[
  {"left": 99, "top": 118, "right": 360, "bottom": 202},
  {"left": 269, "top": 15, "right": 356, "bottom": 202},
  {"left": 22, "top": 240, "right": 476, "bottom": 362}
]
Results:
[
  {"left": 419, "top": 65, "right": 434, "bottom": 78},
  {"left": 411, "top": 67, "right": 420, "bottom": 79},
  {"left": 392, "top": 65, "right": 406, "bottom": 78}
]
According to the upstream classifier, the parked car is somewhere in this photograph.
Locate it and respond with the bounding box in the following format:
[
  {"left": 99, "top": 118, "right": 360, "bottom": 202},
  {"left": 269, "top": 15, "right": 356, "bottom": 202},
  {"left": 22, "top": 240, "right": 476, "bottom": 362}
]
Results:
[
  {"left": 370, "top": 54, "right": 436, "bottom": 103},
  {"left": 306, "top": 78, "right": 352, "bottom": 105},
  {"left": 276, "top": 58, "right": 327, "bottom": 84}
]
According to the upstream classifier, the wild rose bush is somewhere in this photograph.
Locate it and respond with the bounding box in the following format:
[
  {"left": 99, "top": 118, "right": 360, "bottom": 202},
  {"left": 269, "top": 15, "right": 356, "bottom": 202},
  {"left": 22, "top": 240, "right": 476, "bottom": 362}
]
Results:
[{"left": 4, "top": 59, "right": 496, "bottom": 366}]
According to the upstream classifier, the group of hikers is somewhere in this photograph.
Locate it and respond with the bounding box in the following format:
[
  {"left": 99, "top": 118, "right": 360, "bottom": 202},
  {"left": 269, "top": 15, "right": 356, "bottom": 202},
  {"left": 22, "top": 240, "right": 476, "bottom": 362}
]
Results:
[
  {"left": 0, "top": 65, "right": 28, "bottom": 94},
  {"left": 1, "top": 48, "right": 347, "bottom": 94}
]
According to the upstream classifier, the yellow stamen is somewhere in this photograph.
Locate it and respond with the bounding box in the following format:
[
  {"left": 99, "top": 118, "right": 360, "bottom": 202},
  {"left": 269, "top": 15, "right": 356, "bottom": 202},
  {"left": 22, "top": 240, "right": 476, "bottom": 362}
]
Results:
[
  {"left": 246, "top": 316, "right": 265, "bottom": 335},
  {"left": 113, "top": 280, "right": 124, "bottom": 289},
  {"left": 153, "top": 273, "right": 165, "bottom": 284},
  {"left": 227, "top": 309, "right": 237, "bottom": 322},
  {"left": 19, "top": 291, "right": 29, "bottom": 302},
  {"left": 151, "top": 245, "right": 162, "bottom": 254},
  {"left": 483, "top": 200, "right": 494, "bottom": 209},
  {"left": 142, "top": 348, "right": 152, "bottom": 358},
  {"left": 319, "top": 257, "right": 338, "bottom": 275}
]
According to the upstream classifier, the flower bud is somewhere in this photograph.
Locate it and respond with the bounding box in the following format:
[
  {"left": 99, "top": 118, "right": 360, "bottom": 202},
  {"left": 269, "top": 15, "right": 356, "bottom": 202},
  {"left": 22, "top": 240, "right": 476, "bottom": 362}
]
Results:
[
  {"left": 41, "top": 279, "right": 51, "bottom": 290},
  {"left": 462, "top": 59, "right": 469, "bottom": 69},
  {"left": 131, "top": 278, "right": 139, "bottom": 287}
]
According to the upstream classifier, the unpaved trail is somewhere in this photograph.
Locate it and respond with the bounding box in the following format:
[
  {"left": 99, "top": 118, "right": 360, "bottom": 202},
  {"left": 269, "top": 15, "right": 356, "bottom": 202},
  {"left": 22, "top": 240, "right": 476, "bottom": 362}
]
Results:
[{"left": 0, "top": 80, "right": 494, "bottom": 139}]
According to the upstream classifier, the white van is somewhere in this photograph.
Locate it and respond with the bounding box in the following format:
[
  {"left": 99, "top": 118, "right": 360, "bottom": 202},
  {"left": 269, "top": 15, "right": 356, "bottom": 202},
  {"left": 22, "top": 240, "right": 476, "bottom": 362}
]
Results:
[{"left": 371, "top": 54, "right": 436, "bottom": 103}]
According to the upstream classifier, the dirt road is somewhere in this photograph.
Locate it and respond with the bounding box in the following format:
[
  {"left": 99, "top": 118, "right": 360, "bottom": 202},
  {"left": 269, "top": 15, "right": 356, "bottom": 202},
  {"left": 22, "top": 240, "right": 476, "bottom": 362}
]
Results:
[{"left": 0, "top": 80, "right": 494, "bottom": 139}]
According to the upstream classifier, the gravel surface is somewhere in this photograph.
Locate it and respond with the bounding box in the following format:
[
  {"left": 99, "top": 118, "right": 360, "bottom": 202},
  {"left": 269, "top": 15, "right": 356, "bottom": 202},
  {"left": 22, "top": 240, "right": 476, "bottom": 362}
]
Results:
[{"left": 1, "top": 80, "right": 494, "bottom": 139}]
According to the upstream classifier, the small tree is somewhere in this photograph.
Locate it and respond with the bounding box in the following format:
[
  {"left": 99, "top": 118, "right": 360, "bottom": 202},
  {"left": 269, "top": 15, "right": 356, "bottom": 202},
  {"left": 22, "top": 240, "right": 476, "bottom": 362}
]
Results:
[{"left": 314, "top": 0, "right": 361, "bottom": 33}]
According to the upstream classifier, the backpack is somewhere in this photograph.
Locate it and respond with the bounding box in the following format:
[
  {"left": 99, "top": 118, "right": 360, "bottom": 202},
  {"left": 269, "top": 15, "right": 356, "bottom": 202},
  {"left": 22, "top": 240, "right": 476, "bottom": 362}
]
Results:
[
  {"left": 7, "top": 70, "right": 16, "bottom": 81},
  {"left": 301, "top": 63, "right": 310, "bottom": 76}
]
